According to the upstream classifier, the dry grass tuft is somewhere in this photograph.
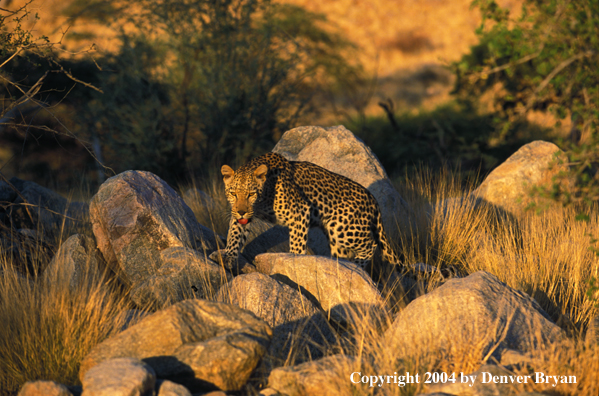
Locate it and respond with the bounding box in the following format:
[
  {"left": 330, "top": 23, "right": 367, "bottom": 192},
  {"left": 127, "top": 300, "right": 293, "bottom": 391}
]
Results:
[{"left": 0, "top": 205, "right": 132, "bottom": 394}]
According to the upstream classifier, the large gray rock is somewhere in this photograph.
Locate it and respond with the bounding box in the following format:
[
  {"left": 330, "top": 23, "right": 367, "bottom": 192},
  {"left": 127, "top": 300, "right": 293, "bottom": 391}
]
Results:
[
  {"left": 385, "top": 271, "right": 564, "bottom": 363},
  {"left": 18, "top": 381, "right": 73, "bottom": 396},
  {"left": 273, "top": 125, "right": 413, "bottom": 238},
  {"left": 80, "top": 299, "right": 272, "bottom": 392},
  {"left": 130, "top": 246, "right": 231, "bottom": 308},
  {"left": 472, "top": 141, "right": 568, "bottom": 214},
  {"left": 267, "top": 355, "right": 361, "bottom": 396},
  {"left": 216, "top": 273, "right": 336, "bottom": 376},
  {"left": 156, "top": 380, "right": 192, "bottom": 396},
  {"left": 255, "top": 253, "right": 387, "bottom": 327},
  {"left": 81, "top": 357, "right": 156, "bottom": 396},
  {"left": 43, "top": 234, "right": 108, "bottom": 291},
  {"left": 89, "top": 171, "right": 223, "bottom": 306}
]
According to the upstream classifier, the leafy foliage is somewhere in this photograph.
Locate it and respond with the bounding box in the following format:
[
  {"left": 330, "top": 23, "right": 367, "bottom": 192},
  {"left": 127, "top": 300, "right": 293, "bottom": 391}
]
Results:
[{"left": 454, "top": 0, "right": 598, "bottom": 136}]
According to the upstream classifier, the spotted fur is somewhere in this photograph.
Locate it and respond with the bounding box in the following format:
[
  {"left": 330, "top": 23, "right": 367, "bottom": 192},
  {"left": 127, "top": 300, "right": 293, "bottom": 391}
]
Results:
[{"left": 221, "top": 152, "right": 401, "bottom": 268}]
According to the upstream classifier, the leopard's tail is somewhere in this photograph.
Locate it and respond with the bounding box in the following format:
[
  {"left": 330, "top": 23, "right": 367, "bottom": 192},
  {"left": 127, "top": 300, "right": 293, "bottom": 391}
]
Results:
[{"left": 373, "top": 210, "right": 402, "bottom": 266}]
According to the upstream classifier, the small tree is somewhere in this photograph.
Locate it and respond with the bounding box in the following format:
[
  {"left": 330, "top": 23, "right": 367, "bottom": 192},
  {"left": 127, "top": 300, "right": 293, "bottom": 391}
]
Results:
[
  {"left": 1, "top": 1, "right": 104, "bottom": 184},
  {"left": 68, "top": 0, "right": 362, "bottom": 182}
]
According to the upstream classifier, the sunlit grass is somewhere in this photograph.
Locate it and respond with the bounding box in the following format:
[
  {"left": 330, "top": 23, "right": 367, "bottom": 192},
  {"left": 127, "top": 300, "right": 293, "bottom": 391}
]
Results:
[{"left": 0, "top": 204, "right": 132, "bottom": 395}]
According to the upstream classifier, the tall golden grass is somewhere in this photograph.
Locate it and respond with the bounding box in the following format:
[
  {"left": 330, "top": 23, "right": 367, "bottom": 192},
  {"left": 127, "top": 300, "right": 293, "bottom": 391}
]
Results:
[{"left": 0, "top": 215, "right": 132, "bottom": 395}]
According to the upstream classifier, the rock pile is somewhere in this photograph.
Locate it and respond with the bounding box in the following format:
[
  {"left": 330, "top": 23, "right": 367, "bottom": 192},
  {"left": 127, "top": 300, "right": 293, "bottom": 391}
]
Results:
[{"left": 10, "top": 130, "right": 575, "bottom": 396}]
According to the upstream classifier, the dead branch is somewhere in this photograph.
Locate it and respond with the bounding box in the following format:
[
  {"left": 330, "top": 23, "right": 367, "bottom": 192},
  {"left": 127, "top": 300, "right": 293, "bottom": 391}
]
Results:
[{"left": 378, "top": 98, "right": 399, "bottom": 132}]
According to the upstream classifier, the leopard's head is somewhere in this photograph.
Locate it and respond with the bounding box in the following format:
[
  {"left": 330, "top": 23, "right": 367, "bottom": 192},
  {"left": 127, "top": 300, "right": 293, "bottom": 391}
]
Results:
[{"left": 221, "top": 163, "right": 268, "bottom": 225}]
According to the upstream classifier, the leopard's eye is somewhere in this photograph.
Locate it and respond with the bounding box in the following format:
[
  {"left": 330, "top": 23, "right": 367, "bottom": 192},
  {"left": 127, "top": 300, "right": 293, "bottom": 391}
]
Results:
[
  {"left": 248, "top": 192, "right": 256, "bottom": 197},
  {"left": 231, "top": 192, "right": 237, "bottom": 198}
]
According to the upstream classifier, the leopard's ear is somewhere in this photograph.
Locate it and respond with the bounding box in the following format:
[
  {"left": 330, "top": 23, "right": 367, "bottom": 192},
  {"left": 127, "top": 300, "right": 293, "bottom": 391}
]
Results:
[
  {"left": 254, "top": 164, "right": 268, "bottom": 185},
  {"left": 221, "top": 165, "right": 235, "bottom": 186}
]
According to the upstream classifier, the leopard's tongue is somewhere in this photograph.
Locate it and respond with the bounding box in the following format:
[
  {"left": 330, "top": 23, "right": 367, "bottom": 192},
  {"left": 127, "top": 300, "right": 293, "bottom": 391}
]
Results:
[{"left": 238, "top": 218, "right": 249, "bottom": 225}]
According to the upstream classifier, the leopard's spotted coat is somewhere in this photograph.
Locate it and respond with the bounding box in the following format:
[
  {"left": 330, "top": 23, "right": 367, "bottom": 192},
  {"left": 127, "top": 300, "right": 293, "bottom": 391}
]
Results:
[{"left": 221, "top": 152, "right": 401, "bottom": 268}]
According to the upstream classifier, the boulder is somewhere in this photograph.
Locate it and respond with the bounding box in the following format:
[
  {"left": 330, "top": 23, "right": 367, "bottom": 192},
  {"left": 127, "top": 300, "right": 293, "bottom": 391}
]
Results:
[
  {"left": 18, "top": 381, "right": 73, "bottom": 396},
  {"left": 273, "top": 125, "right": 413, "bottom": 238},
  {"left": 216, "top": 273, "right": 336, "bottom": 375},
  {"left": 80, "top": 299, "right": 272, "bottom": 392},
  {"left": 384, "top": 271, "right": 564, "bottom": 363},
  {"left": 156, "top": 380, "right": 192, "bottom": 396},
  {"left": 472, "top": 141, "right": 568, "bottom": 214},
  {"left": 130, "top": 246, "right": 231, "bottom": 308},
  {"left": 89, "top": 171, "right": 222, "bottom": 306},
  {"left": 255, "top": 253, "right": 387, "bottom": 327},
  {"left": 43, "top": 234, "right": 108, "bottom": 291},
  {"left": 267, "top": 355, "right": 361, "bottom": 396},
  {"left": 81, "top": 357, "right": 156, "bottom": 396},
  {"left": 0, "top": 226, "right": 54, "bottom": 275}
]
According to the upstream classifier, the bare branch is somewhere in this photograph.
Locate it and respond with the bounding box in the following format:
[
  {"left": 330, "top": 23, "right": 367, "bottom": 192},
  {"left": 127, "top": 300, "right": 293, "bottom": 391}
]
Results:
[
  {"left": 0, "top": 46, "right": 25, "bottom": 69},
  {"left": 378, "top": 98, "right": 399, "bottom": 132},
  {"left": 482, "top": 51, "right": 542, "bottom": 78},
  {"left": 0, "top": 71, "right": 49, "bottom": 126},
  {"left": 52, "top": 65, "right": 104, "bottom": 93}
]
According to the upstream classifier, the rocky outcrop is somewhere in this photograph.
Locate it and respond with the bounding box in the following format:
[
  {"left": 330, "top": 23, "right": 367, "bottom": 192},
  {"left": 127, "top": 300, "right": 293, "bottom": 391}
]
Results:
[
  {"left": 273, "top": 125, "right": 413, "bottom": 238},
  {"left": 266, "top": 355, "right": 360, "bottom": 396},
  {"left": 384, "top": 271, "right": 564, "bottom": 363},
  {"left": 255, "top": 253, "right": 387, "bottom": 327},
  {"left": 89, "top": 171, "right": 223, "bottom": 307},
  {"left": 472, "top": 141, "right": 568, "bottom": 214},
  {"left": 130, "top": 246, "right": 231, "bottom": 308},
  {"left": 80, "top": 299, "right": 272, "bottom": 392},
  {"left": 156, "top": 380, "right": 192, "bottom": 396},
  {"left": 5, "top": 137, "right": 588, "bottom": 396},
  {"left": 17, "top": 381, "right": 73, "bottom": 396},
  {"left": 42, "top": 234, "right": 108, "bottom": 290},
  {"left": 81, "top": 357, "right": 156, "bottom": 396},
  {"left": 216, "top": 272, "right": 336, "bottom": 375}
]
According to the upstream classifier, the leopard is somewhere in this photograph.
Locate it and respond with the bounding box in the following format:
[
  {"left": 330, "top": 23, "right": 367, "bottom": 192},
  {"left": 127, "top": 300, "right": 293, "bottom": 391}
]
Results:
[{"left": 220, "top": 152, "right": 402, "bottom": 269}]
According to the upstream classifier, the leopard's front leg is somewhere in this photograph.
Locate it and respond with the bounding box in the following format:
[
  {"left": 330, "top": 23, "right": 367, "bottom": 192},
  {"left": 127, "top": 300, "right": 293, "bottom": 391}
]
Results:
[{"left": 224, "top": 217, "right": 251, "bottom": 266}]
